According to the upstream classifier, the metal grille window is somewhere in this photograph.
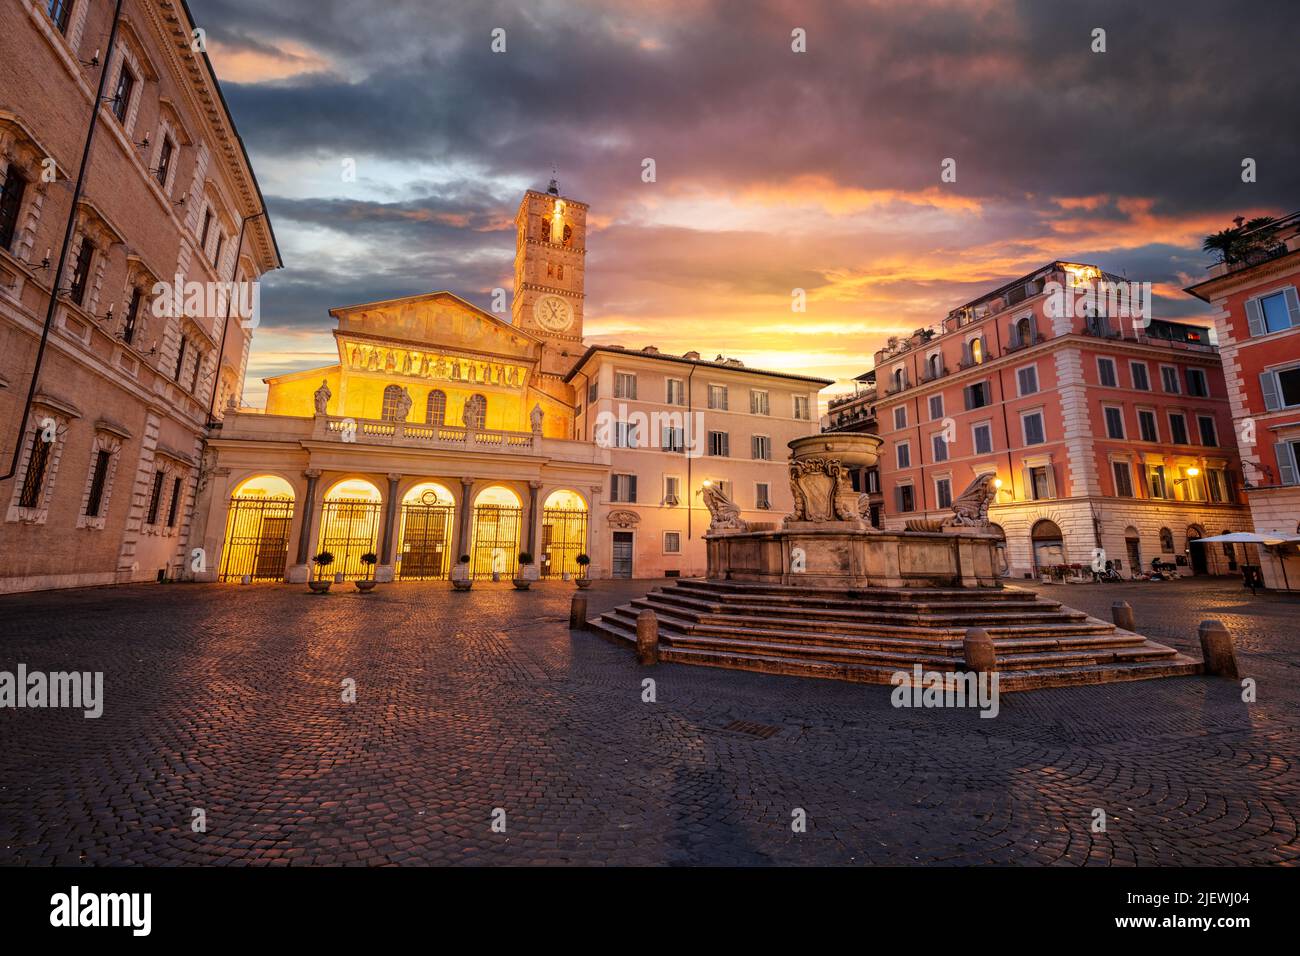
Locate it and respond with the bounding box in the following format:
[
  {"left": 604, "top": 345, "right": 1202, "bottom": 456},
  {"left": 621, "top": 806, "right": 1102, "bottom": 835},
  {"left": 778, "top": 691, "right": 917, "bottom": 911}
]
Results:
[
  {"left": 19, "top": 429, "right": 52, "bottom": 509},
  {"left": 69, "top": 237, "right": 94, "bottom": 306},
  {"left": 425, "top": 390, "right": 447, "bottom": 425},
  {"left": 166, "top": 476, "right": 183, "bottom": 527},
  {"left": 146, "top": 471, "right": 166, "bottom": 525},
  {"left": 708, "top": 385, "right": 728, "bottom": 410},
  {"left": 111, "top": 65, "right": 135, "bottom": 124},
  {"left": 663, "top": 531, "right": 682, "bottom": 554},
  {"left": 0, "top": 164, "right": 26, "bottom": 251},
  {"left": 85, "top": 450, "right": 111, "bottom": 517}
]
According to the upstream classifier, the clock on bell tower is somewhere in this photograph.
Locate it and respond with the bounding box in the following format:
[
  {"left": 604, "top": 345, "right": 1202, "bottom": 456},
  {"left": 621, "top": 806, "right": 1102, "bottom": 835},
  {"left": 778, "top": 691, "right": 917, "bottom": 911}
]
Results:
[{"left": 512, "top": 182, "right": 587, "bottom": 379}]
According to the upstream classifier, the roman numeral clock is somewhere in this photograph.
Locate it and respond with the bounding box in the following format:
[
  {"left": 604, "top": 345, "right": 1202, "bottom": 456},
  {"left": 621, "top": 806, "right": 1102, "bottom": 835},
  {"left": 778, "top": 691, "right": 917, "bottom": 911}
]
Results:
[{"left": 512, "top": 184, "right": 587, "bottom": 379}]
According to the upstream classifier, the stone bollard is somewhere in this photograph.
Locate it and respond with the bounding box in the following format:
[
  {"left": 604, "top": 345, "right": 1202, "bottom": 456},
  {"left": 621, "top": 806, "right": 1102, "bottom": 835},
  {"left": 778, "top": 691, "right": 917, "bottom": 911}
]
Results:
[
  {"left": 1111, "top": 601, "right": 1135, "bottom": 631},
  {"left": 963, "top": 626, "right": 997, "bottom": 673},
  {"left": 1198, "top": 619, "right": 1239, "bottom": 679},
  {"left": 636, "top": 609, "right": 659, "bottom": 665},
  {"left": 569, "top": 592, "right": 588, "bottom": 631}
]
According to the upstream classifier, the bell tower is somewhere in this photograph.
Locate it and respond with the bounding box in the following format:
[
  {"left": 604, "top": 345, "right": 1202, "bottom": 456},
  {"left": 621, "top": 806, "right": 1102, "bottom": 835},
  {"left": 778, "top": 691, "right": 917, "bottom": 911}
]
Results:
[{"left": 512, "top": 180, "right": 587, "bottom": 380}]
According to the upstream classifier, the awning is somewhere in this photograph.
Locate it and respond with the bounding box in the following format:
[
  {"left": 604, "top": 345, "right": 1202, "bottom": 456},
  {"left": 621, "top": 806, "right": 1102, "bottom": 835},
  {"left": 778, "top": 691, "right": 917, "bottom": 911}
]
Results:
[{"left": 1196, "top": 532, "right": 1300, "bottom": 546}]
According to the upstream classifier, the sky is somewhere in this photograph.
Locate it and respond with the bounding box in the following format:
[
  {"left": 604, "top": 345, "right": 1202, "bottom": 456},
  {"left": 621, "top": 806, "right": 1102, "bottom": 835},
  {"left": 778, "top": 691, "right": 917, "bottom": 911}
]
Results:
[{"left": 188, "top": 0, "right": 1300, "bottom": 407}]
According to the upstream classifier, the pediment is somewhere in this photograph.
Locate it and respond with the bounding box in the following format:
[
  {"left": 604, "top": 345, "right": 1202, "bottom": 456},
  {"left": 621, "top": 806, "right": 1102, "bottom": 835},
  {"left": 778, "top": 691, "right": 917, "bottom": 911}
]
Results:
[{"left": 329, "top": 291, "right": 542, "bottom": 363}]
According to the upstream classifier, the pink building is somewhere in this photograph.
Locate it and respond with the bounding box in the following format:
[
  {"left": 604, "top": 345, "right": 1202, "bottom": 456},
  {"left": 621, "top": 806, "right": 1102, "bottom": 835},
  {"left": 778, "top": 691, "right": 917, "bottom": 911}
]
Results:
[
  {"left": 873, "top": 262, "right": 1252, "bottom": 580},
  {"left": 1186, "top": 211, "right": 1300, "bottom": 590}
]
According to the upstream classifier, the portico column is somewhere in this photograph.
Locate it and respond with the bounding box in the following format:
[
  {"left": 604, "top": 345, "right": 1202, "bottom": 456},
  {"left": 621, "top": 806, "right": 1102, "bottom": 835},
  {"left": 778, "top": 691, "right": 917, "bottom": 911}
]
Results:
[
  {"left": 376, "top": 472, "right": 401, "bottom": 583},
  {"left": 526, "top": 480, "right": 542, "bottom": 555},
  {"left": 455, "top": 477, "right": 475, "bottom": 561},
  {"left": 288, "top": 468, "right": 321, "bottom": 583}
]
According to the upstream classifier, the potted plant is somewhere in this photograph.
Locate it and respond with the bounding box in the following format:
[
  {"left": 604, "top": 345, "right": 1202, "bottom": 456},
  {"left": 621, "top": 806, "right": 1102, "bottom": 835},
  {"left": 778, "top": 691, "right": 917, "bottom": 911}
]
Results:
[
  {"left": 513, "top": 551, "right": 538, "bottom": 589},
  {"left": 356, "top": 552, "right": 378, "bottom": 592},
  {"left": 309, "top": 551, "right": 334, "bottom": 593},
  {"left": 451, "top": 554, "right": 473, "bottom": 591},
  {"left": 574, "top": 553, "right": 592, "bottom": 588}
]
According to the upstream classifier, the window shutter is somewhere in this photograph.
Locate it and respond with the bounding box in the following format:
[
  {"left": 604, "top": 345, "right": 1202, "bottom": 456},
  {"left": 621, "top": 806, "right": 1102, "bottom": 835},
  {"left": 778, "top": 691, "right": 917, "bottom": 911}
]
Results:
[
  {"left": 963, "top": 385, "right": 973, "bottom": 410},
  {"left": 979, "top": 335, "right": 989, "bottom": 358},
  {"left": 1028, "top": 322, "right": 1038, "bottom": 344},
  {"left": 1008, "top": 322, "right": 1019, "bottom": 348},
  {"left": 628, "top": 475, "right": 638, "bottom": 502},
  {"left": 1245, "top": 297, "right": 1265, "bottom": 337},
  {"left": 1045, "top": 464, "right": 1058, "bottom": 498},
  {"left": 1285, "top": 287, "right": 1300, "bottom": 329},
  {"left": 961, "top": 342, "right": 971, "bottom": 365},
  {"left": 1260, "top": 371, "right": 1281, "bottom": 411},
  {"left": 895, "top": 486, "right": 903, "bottom": 511},
  {"left": 1276, "top": 442, "right": 1298, "bottom": 486},
  {"left": 1022, "top": 467, "right": 1033, "bottom": 499}
]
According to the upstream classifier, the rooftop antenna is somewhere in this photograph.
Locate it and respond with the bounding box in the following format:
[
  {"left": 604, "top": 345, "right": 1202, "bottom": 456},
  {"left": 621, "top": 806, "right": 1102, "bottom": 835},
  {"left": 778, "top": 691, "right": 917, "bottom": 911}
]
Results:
[{"left": 547, "top": 163, "right": 559, "bottom": 196}]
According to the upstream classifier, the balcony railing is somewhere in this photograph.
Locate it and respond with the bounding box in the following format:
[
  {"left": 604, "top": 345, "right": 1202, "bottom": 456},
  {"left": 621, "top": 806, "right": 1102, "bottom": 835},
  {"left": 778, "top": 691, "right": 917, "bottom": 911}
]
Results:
[{"left": 317, "top": 416, "right": 535, "bottom": 450}]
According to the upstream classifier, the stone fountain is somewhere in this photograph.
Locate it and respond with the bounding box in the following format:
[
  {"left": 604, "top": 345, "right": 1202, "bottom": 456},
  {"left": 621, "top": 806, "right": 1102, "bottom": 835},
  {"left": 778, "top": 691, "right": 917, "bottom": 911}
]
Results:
[{"left": 704, "top": 433, "right": 1003, "bottom": 588}]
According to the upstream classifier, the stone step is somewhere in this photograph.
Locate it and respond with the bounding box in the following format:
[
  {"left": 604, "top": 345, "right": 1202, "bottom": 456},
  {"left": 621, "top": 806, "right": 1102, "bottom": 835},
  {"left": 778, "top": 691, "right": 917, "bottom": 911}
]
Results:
[{"left": 674, "top": 579, "right": 1036, "bottom": 603}]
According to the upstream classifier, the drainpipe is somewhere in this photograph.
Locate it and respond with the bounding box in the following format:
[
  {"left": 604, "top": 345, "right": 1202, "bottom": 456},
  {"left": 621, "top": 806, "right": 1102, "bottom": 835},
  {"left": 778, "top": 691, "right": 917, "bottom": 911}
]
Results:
[
  {"left": 686, "top": 362, "right": 698, "bottom": 540},
  {"left": 206, "top": 211, "right": 269, "bottom": 427},
  {"left": 1, "top": 0, "right": 125, "bottom": 483}
]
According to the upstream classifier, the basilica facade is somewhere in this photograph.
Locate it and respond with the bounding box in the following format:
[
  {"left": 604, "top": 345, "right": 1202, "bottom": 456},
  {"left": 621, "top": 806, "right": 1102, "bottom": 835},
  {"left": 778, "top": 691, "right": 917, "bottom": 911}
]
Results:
[{"left": 191, "top": 185, "right": 829, "bottom": 584}]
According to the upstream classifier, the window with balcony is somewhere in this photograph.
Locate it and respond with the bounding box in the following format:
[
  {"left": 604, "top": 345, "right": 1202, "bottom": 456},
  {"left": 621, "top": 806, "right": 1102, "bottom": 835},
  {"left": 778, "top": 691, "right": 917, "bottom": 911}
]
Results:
[{"left": 0, "top": 165, "right": 27, "bottom": 252}]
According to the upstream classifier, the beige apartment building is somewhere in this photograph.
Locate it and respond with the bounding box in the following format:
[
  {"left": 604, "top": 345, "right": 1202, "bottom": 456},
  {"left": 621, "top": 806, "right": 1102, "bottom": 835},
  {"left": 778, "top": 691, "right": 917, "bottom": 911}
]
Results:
[
  {"left": 566, "top": 346, "right": 830, "bottom": 577},
  {"left": 0, "top": 0, "right": 279, "bottom": 593}
]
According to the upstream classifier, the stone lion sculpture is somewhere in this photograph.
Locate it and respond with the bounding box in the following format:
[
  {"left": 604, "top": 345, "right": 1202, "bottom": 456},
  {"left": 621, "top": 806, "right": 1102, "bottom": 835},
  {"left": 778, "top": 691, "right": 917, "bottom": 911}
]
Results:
[
  {"left": 904, "top": 473, "right": 998, "bottom": 532},
  {"left": 702, "top": 482, "right": 748, "bottom": 534}
]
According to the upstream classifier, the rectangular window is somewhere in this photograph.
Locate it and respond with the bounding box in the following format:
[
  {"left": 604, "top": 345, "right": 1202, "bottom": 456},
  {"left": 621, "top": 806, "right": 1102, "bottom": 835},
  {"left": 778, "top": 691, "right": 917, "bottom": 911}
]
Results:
[
  {"left": 793, "top": 395, "right": 810, "bottom": 420},
  {"left": 1207, "top": 468, "right": 1228, "bottom": 503},
  {"left": 666, "top": 378, "right": 685, "bottom": 405},
  {"left": 755, "top": 482, "right": 771, "bottom": 510},
  {"left": 707, "top": 431, "right": 729, "bottom": 457},
  {"left": 663, "top": 475, "right": 681, "bottom": 505},
  {"left": 1197, "top": 415, "right": 1218, "bottom": 447},
  {"left": 69, "top": 237, "right": 94, "bottom": 306},
  {"left": 614, "top": 372, "right": 637, "bottom": 399},
  {"left": 708, "top": 385, "right": 728, "bottom": 410},
  {"left": 1104, "top": 406, "right": 1125, "bottom": 439},
  {"left": 1098, "top": 357, "right": 1117, "bottom": 387},
  {"left": 1130, "top": 362, "right": 1150, "bottom": 391},
  {"left": 199, "top": 208, "right": 212, "bottom": 249},
  {"left": 1017, "top": 365, "right": 1038, "bottom": 396},
  {"left": 111, "top": 65, "right": 135, "bottom": 124},
  {"left": 174, "top": 335, "right": 187, "bottom": 381},
  {"left": 1149, "top": 464, "right": 1167, "bottom": 499},
  {"left": 146, "top": 470, "right": 165, "bottom": 525},
  {"left": 166, "top": 475, "right": 183, "bottom": 527},
  {"left": 750, "top": 389, "right": 770, "bottom": 415},
  {"left": 588, "top": 381, "right": 598, "bottom": 403},
  {"left": 0, "top": 164, "right": 27, "bottom": 251},
  {"left": 1275, "top": 367, "right": 1300, "bottom": 408},
  {"left": 156, "top": 137, "right": 175, "bottom": 188},
  {"left": 867, "top": 469, "right": 880, "bottom": 494},
  {"left": 1169, "top": 413, "right": 1189, "bottom": 445},
  {"left": 610, "top": 473, "right": 637, "bottom": 503},
  {"left": 122, "top": 287, "right": 142, "bottom": 345},
  {"left": 935, "top": 478, "right": 952, "bottom": 510},
  {"left": 964, "top": 381, "right": 990, "bottom": 409},
  {"left": 1112, "top": 461, "right": 1134, "bottom": 497},
  {"left": 47, "top": 0, "right": 74, "bottom": 33},
  {"left": 212, "top": 233, "right": 223, "bottom": 269},
  {"left": 1022, "top": 411, "right": 1046, "bottom": 446},
  {"left": 188, "top": 349, "right": 202, "bottom": 392},
  {"left": 1160, "top": 365, "right": 1180, "bottom": 393},
  {"left": 1258, "top": 290, "right": 1294, "bottom": 334},
  {"left": 898, "top": 484, "right": 915, "bottom": 513},
  {"left": 751, "top": 434, "right": 771, "bottom": 460},
  {"left": 19, "top": 429, "right": 52, "bottom": 509},
  {"left": 1029, "top": 465, "right": 1051, "bottom": 500},
  {"left": 931, "top": 432, "right": 948, "bottom": 462},
  {"left": 893, "top": 406, "right": 907, "bottom": 430},
  {"left": 1186, "top": 368, "right": 1208, "bottom": 397},
  {"left": 85, "top": 449, "right": 111, "bottom": 517},
  {"left": 928, "top": 394, "right": 944, "bottom": 420},
  {"left": 973, "top": 423, "right": 993, "bottom": 455},
  {"left": 661, "top": 425, "right": 684, "bottom": 452},
  {"left": 614, "top": 422, "right": 639, "bottom": 448},
  {"left": 896, "top": 441, "right": 911, "bottom": 469},
  {"left": 1138, "top": 409, "right": 1158, "bottom": 442},
  {"left": 663, "top": 531, "right": 682, "bottom": 554}
]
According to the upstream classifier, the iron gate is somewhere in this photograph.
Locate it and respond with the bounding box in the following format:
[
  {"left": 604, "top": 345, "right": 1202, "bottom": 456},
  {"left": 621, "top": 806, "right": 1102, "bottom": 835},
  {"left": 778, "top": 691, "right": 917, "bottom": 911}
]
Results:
[
  {"left": 318, "top": 498, "right": 382, "bottom": 579},
  {"left": 219, "top": 496, "right": 294, "bottom": 581},
  {"left": 540, "top": 508, "right": 588, "bottom": 578},
  {"left": 470, "top": 505, "right": 521, "bottom": 578},
  {"left": 398, "top": 504, "right": 455, "bottom": 579}
]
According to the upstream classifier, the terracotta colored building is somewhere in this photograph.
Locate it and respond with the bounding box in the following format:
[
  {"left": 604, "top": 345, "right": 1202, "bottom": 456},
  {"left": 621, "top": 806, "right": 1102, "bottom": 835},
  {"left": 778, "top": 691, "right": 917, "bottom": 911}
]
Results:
[
  {"left": 1186, "top": 211, "right": 1300, "bottom": 590},
  {"left": 873, "top": 262, "right": 1252, "bottom": 580},
  {"left": 823, "top": 369, "right": 882, "bottom": 527},
  {"left": 0, "top": 0, "right": 279, "bottom": 593}
]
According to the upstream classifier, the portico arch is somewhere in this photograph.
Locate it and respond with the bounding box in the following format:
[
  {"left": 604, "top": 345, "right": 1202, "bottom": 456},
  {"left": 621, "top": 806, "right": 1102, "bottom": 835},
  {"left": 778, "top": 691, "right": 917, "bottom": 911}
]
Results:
[
  {"left": 470, "top": 484, "right": 522, "bottom": 578},
  {"left": 219, "top": 474, "right": 296, "bottom": 581},
  {"left": 1030, "top": 519, "right": 1064, "bottom": 574},
  {"left": 541, "top": 489, "right": 589, "bottom": 578},
  {"left": 319, "top": 478, "right": 383, "bottom": 578},
  {"left": 397, "top": 481, "right": 457, "bottom": 579}
]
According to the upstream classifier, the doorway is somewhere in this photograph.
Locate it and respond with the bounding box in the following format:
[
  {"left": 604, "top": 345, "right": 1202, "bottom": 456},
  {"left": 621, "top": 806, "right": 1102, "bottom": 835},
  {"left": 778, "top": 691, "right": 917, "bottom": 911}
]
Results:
[{"left": 612, "top": 531, "right": 634, "bottom": 578}]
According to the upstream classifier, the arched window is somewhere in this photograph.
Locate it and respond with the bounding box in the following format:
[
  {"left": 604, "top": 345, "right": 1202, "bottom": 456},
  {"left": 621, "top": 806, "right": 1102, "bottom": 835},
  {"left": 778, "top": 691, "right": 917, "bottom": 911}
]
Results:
[
  {"left": 425, "top": 390, "right": 446, "bottom": 425},
  {"left": 1016, "top": 316, "right": 1033, "bottom": 345},
  {"left": 892, "top": 368, "right": 904, "bottom": 391},
  {"left": 971, "top": 337, "right": 984, "bottom": 364},
  {"left": 1159, "top": 527, "right": 1175, "bottom": 553},
  {"left": 463, "top": 394, "right": 487, "bottom": 430},
  {"left": 381, "top": 385, "right": 404, "bottom": 421},
  {"left": 927, "top": 353, "right": 940, "bottom": 379}
]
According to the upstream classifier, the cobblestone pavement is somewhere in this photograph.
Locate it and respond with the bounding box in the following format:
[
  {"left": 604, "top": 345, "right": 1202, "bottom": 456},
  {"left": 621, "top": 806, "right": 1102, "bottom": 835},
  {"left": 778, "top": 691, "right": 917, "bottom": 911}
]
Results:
[{"left": 0, "top": 577, "right": 1296, "bottom": 866}]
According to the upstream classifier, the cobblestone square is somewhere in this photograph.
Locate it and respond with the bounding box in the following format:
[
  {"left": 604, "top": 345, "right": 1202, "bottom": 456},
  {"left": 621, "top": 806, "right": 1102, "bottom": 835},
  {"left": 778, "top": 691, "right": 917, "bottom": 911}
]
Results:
[{"left": 0, "top": 578, "right": 1296, "bottom": 866}]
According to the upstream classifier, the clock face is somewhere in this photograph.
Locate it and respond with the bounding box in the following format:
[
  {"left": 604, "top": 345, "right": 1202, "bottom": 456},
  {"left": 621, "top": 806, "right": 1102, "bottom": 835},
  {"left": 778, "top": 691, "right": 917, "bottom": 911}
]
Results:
[{"left": 534, "top": 294, "right": 574, "bottom": 333}]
